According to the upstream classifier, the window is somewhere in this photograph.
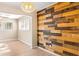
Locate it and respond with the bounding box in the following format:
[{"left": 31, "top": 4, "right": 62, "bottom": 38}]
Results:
[
  {"left": 5, "top": 22, "right": 12, "bottom": 30},
  {"left": 19, "top": 16, "right": 32, "bottom": 31}
]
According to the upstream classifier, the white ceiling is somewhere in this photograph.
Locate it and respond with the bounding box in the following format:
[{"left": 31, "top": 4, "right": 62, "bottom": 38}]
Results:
[
  {"left": 0, "top": 2, "right": 54, "bottom": 10},
  {"left": 0, "top": 12, "right": 24, "bottom": 19},
  {"left": 0, "top": 2, "right": 54, "bottom": 15},
  {"left": 0, "top": 2, "right": 55, "bottom": 19}
]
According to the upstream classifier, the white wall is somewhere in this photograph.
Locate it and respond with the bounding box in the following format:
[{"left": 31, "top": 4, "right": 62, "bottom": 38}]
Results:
[
  {"left": 0, "top": 18, "right": 17, "bottom": 42},
  {"left": 18, "top": 16, "right": 32, "bottom": 47},
  {"left": 18, "top": 12, "right": 37, "bottom": 48}
]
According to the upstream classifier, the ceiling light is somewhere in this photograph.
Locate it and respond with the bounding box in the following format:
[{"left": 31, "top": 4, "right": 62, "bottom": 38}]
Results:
[{"left": 21, "top": 2, "right": 36, "bottom": 13}]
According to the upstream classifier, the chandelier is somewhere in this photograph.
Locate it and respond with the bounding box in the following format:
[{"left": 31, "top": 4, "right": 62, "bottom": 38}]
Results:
[{"left": 21, "top": 2, "right": 36, "bottom": 13}]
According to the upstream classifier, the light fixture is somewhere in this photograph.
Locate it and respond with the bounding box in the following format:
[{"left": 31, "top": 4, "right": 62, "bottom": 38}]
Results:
[{"left": 21, "top": 2, "right": 36, "bottom": 13}]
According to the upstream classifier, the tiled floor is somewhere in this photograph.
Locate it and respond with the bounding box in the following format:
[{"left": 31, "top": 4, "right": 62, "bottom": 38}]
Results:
[{"left": 0, "top": 40, "right": 54, "bottom": 56}]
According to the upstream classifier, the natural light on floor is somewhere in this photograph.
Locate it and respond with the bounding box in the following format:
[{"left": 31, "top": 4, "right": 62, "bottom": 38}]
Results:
[{"left": 0, "top": 43, "right": 10, "bottom": 55}]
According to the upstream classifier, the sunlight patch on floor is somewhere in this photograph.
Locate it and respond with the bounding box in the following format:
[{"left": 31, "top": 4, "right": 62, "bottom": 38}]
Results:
[{"left": 0, "top": 43, "right": 11, "bottom": 55}]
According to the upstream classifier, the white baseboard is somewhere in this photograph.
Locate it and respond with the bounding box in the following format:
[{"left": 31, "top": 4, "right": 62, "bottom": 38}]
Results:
[
  {"left": 38, "top": 47, "right": 60, "bottom": 56},
  {"left": 19, "top": 39, "right": 33, "bottom": 48},
  {"left": 0, "top": 39, "right": 17, "bottom": 42},
  {"left": 32, "top": 46, "right": 38, "bottom": 49}
]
